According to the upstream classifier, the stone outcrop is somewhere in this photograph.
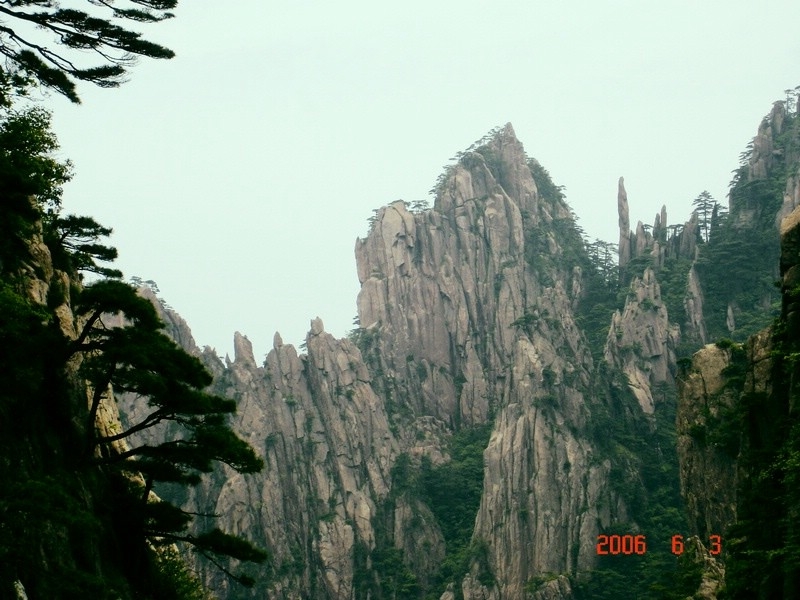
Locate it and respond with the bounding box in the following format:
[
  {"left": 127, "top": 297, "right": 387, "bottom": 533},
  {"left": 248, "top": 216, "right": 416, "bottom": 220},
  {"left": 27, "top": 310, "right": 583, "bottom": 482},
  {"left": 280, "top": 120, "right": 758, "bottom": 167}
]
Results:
[
  {"left": 355, "top": 125, "right": 624, "bottom": 598},
  {"left": 684, "top": 265, "right": 708, "bottom": 345},
  {"left": 748, "top": 102, "right": 787, "bottom": 182},
  {"left": 676, "top": 343, "right": 739, "bottom": 538},
  {"left": 140, "top": 105, "right": 800, "bottom": 597},
  {"left": 614, "top": 98, "right": 793, "bottom": 349},
  {"left": 618, "top": 177, "right": 631, "bottom": 269},
  {"left": 675, "top": 202, "right": 800, "bottom": 597},
  {"left": 605, "top": 267, "right": 678, "bottom": 413},
  {"left": 685, "top": 537, "right": 726, "bottom": 600},
  {"left": 196, "top": 319, "right": 399, "bottom": 598},
  {"left": 738, "top": 100, "right": 796, "bottom": 231},
  {"left": 680, "top": 327, "right": 773, "bottom": 535},
  {"left": 354, "top": 124, "right": 592, "bottom": 433},
  {"left": 777, "top": 159, "right": 800, "bottom": 226},
  {"left": 142, "top": 124, "right": 649, "bottom": 600}
]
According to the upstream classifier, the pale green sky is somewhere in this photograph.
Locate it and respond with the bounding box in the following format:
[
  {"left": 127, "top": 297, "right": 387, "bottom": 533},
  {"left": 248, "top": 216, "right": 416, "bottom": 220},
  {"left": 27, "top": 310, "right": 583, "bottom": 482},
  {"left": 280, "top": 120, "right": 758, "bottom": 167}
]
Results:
[{"left": 47, "top": 0, "right": 800, "bottom": 360}]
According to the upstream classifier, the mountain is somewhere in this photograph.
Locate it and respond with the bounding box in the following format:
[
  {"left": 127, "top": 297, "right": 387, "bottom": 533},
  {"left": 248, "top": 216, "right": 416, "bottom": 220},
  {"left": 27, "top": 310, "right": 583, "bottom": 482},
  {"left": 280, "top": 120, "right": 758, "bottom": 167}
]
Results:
[
  {"left": 676, "top": 101, "right": 800, "bottom": 599},
  {"left": 0, "top": 109, "right": 265, "bottom": 599},
  {"left": 3, "top": 93, "right": 798, "bottom": 599},
  {"left": 134, "top": 101, "right": 799, "bottom": 599}
]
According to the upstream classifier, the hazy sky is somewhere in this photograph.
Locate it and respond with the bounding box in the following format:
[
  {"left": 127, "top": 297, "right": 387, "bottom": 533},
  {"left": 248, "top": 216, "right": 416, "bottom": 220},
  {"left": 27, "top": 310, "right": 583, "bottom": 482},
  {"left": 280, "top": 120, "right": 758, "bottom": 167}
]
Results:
[{"left": 46, "top": 1, "right": 800, "bottom": 360}]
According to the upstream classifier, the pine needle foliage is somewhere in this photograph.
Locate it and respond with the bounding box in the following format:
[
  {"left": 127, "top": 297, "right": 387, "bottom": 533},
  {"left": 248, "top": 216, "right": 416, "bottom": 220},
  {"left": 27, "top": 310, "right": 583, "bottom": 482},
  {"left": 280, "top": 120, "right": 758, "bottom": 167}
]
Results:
[
  {"left": 0, "top": 101, "right": 265, "bottom": 597},
  {"left": 0, "top": 0, "right": 178, "bottom": 103}
]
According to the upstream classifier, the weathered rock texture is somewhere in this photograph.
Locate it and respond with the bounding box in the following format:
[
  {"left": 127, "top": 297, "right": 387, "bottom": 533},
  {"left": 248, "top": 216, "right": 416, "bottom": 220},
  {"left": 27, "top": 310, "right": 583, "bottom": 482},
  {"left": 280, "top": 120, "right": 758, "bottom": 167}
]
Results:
[
  {"left": 675, "top": 203, "right": 800, "bottom": 598},
  {"left": 194, "top": 323, "right": 399, "bottom": 599},
  {"left": 605, "top": 267, "right": 678, "bottom": 414},
  {"left": 616, "top": 101, "right": 797, "bottom": 353},
  {"left": 143, "top": 125, "right": 646, "bottom": 600},
  {"left": 354, "top": 124, "right": 592, "bottom": 429},
  {"left": 142, "top": 107, "right": 796, "bottom": 599},
  {"left": 356, "top": 125, "right": 622, "bottom": 598},
  {"left": 618, "top": 177, "right": 631, "bottom": 269},
  {"left": 677, "top": 343, "right": 739, "bottom": 538}
]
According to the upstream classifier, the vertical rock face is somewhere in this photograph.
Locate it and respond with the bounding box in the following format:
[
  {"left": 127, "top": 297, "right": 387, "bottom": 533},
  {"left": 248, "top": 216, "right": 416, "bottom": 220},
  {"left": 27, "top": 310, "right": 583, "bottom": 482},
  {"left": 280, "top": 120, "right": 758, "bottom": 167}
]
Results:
[
  {"left": 200, "top": 320, "right": 398, "bottom": 599},
  {"left": 684, "top": 265, "right": 708, "bottom": 345},
  {"left": 776, "top": 101, "right": 800, "bottom": 227},
  {"left": 675, "top": 204, "right": 800, "bottom": 597},
  {"left": 144, "top": 124, "right": 652, "bottom": 600},
  {"left": 119, "top": 312, "right": 401, "bottom": 599},
  {"left": 777, "top": 163, "right": 800, "bottom": 228},
  {"left": 747, "top": 101, "right": 786, "bottom": 182},
  {"left": 676, "top": 343, "right": 739, "bottom": 538},
  {"left": 140, "top": 285, "right": 199, "bottom": 354},
  {"left": 354, "top": 126, "right": 625, "bottom": 598},
  {"left": 474, "top": 401, "right": 614, "bottom": 599},
  {"left": 354, "top": 123, "right": 591, "bottom": 430},
  {"left": 605, "top": 268, "right": 678, "bottom": 414}
]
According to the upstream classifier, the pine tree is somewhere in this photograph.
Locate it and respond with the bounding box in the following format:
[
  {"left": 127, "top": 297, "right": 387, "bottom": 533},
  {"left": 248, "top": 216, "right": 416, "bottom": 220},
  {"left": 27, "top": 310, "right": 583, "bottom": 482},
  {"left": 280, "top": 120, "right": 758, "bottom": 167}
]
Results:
[
  {"left": 0, "top": 106, "right": 72, "bottom": 272},
  {"left": 69, "top": 278, "right": 267, "bottom": 585},
  {"left": 692, "top": 191, "right": 716, "bottom": 242},
  {"left": 0, "top": 0, "right": 177, "bottom": 103},
  {"left": 0, "top": 102, "right": 267, "bottom": 592},
  {"left": 45, "top": 214, "right": 122, "bottom": 278}
]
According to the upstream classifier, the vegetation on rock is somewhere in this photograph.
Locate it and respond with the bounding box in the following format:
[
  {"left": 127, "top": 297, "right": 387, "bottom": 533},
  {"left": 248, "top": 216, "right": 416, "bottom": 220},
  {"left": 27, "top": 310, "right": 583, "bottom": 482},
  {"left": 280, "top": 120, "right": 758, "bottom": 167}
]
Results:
[{"left": 0, "top": 105, "right": 265, "bottom": 598}]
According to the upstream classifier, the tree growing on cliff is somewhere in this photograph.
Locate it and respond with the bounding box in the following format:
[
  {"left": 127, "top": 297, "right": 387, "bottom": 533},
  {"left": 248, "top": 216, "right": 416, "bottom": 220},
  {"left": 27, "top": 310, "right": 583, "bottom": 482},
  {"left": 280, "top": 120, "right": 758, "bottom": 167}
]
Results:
[
  {"left": 70, "top": 278, "right": 266, "bottom": 584},
  {"left": 0, "top": 0, "right": 177, "bottom": 103},
  {"left": 0, "top": 104, "right": 266, "bottom": 592},
  {"left": 0, "top": 106, "right": 72, "bottom": 272},
  {"left": 692, "top": 191, "right": 715, "bottom": 243}
]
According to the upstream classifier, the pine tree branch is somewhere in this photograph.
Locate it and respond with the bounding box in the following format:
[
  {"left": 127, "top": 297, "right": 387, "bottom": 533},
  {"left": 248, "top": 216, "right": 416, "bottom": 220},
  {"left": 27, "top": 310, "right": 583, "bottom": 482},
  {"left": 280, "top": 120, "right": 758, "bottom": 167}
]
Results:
[
  {"left": 87, "top": 363, "right": 116, "bottom": 451},
  {"left": 72, "top": 308, "right": 104, "bottom": 351},
  {"left": 95, "top": 408, "right": 167, "bottom": 444}
]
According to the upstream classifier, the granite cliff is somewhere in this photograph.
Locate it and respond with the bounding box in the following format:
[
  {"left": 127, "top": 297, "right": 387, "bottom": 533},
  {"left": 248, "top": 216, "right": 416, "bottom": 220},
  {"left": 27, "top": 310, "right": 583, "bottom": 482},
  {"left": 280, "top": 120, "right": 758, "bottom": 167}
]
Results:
[
  {"left": 139, "top": 125, "right": 690, "bottom": 599},
  {"left": 673, "top": 99, "right": 800, "bottom": 599},
  {"left": 0, "top": 199, "right": 219, "bottom": 598},
  {"left": 4, "top": 64, "right": 800, "bottom": 600},
  {"left": 130, "top": 97, "right": 800, "bottom": 599}
]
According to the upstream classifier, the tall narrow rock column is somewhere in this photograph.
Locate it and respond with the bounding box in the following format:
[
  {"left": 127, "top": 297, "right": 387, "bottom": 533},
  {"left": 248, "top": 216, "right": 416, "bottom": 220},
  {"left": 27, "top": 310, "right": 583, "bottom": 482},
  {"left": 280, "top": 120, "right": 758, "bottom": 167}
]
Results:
[{"left": 618, "top": 176, "right": 631, "bottom": 269}]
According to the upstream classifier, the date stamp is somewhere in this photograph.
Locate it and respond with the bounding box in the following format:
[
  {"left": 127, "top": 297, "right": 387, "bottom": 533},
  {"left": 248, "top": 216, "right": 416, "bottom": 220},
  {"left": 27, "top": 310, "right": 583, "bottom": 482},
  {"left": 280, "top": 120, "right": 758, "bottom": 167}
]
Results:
[{"left": 596, "top": 534, "right": 722, "bottom": 556}]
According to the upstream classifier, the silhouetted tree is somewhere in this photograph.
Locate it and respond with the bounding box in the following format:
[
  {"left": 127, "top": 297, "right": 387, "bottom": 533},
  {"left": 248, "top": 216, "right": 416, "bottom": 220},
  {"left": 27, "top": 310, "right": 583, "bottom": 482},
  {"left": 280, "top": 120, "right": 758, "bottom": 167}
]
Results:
[
  {"left": 0, "top": 0, "right": 177, "bottom": 103},
  {"left": 0, "top": 102, "right": 266, "bottom": 589},
  {"left": 45, "top": 214, "right": 122, "bottom": 278},
  {"left": 0, "top": 105, "right": 72, "bottom": 278},
  {"left": 68, "top": 279, "right": 266, "bottom": 584}
]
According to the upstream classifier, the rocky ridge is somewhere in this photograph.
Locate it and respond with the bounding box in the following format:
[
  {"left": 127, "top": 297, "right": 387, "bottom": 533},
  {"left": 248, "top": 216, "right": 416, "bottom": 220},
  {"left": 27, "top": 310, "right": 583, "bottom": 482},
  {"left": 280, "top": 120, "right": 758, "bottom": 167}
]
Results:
[
  {"left": 146, "top": 124, "right": 654, "bottom": 600},
  {"left": 672, "top": 98, "right": 800, "bottom": 598},
  {"left": 140, "top": 101, "right": 798, "bottom": 598},
  {"left": 674, "top": 203, "right": 800, "bottom": 598}
]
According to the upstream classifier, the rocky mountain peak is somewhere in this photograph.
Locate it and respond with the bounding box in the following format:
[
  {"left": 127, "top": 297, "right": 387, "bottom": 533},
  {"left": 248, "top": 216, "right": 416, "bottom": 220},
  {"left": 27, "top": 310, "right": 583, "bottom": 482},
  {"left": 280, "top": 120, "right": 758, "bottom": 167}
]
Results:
[
  {"left": 130, "top": 104, "right": 800, "bottom": 597},
  {"left": 748, "top": 101, "right": 788, "bottom": 181},
  {"left": 233, "top": 331, "right": 256, "bottom": 367},
  {"left": 355, "top": 124, "right": 594, "bottom": 427},
  {"left": 617, "top": 176, "right": 631, "bottom": 268}
]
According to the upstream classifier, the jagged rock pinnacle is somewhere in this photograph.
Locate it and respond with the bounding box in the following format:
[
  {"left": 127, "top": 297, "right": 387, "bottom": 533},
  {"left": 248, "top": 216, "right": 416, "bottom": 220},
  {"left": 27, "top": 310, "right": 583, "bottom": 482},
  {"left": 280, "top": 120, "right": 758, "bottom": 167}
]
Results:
[
  {"left": 233, "top": 331, "right": 256, "bottom": 367},
  {"left": 618, "top": 176, "right": 631, "bottom": 268},
  {"left": 499, "top": 122, "right": 516, "bottom": 139},
  {"left": 310, "top": 317, "right": 325, "bottom": 336}
]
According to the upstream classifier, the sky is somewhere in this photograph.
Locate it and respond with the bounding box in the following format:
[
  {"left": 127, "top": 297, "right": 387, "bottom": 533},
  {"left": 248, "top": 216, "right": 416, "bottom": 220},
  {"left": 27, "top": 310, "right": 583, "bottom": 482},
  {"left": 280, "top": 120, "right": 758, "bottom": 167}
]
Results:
[{"left": 41, "top": 0, "right": 800, "bottom": 361}]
